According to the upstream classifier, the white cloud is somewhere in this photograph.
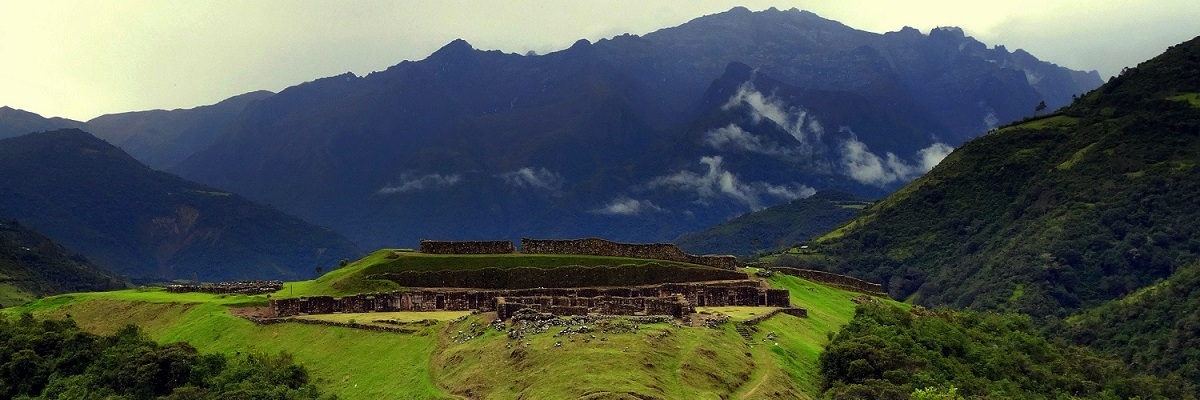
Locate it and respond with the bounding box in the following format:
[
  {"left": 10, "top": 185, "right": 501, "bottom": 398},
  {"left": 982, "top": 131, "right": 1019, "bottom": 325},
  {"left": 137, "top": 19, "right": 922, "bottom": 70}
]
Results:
[
  {"left": 377, "top": 172, "right": 461, "bottom": 194},
  {"left": 723, "top": 82, "right": 826, "bottom": 147},
  {"left": 838, "top": 130, "right": 953, "bottom": 187},
  {"left": 917, "top": 142, "right": 955, "bottom": 171},
  {"left": 649, "top": 156, "right": 814, "bottom": 210},
  {"left": 591, "top": 197, "right": 664, "bottom": 216},
  {"left": 703, "top": 123, "right": 794, "bottom": 158},
  {"left": 498, "top": 167, "right": 563, "bottom": 194}
]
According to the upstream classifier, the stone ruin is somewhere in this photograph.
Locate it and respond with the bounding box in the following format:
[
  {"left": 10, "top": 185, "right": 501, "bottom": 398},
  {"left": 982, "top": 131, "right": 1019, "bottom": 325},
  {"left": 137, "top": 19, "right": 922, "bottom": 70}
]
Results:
[
  {"left": 519, "top": 237, "right": 739, "bottom": 270},
  {"left": 268, "top": 280, "right": 792, "bottom": 319},
  {"left": 418, "top": 239, "right": 515, "bottom": 254},
  {"left": 413, "top": 237, "right": 739, "bottom": 270},
  {"left": 166, "top": 280, "right": 283, "bottom": 295}
]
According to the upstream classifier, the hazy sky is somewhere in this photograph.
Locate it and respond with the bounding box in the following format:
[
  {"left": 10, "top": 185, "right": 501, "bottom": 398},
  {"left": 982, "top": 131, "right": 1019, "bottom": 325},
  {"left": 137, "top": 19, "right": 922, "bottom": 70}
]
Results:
[{"left": 2, "top": 1, "right": 1196, "bottom": 121}]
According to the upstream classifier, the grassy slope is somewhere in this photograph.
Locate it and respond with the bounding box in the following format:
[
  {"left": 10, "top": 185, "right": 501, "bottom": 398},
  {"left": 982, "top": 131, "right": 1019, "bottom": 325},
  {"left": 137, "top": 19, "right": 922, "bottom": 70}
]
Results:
[{"left": 2, "top": 270, "right": 897, "bottom": 399}]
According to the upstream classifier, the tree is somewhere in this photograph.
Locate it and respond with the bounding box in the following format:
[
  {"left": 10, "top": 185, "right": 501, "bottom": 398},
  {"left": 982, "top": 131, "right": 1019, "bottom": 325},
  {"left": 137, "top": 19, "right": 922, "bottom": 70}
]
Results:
[{"left": 1035, "top": 100, "right": 1047, "bottom": 115}]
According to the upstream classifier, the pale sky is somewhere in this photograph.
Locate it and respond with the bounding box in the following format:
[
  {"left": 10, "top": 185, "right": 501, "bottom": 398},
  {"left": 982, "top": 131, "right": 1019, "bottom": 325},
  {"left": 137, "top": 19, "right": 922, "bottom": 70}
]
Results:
[{"left": 1, "top": 1, "right": 1196, "bottom": 121}]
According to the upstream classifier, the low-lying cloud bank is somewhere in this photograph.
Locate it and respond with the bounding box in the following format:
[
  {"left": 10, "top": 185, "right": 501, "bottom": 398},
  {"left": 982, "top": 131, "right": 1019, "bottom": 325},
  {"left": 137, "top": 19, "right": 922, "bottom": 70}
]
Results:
[
  {"left": 840, "top": 130, "right": 954, "bottom": 187},
  {"left": 591, "top": 196, "right": 665, "bottom": 216},
  {"left": 648, "top": 156, "right": 815, "bottom": 211},
  {"left": 498, "top": 167, "right": 564, "bottom": 194},
  {"left": 717, "top": 80, "right": 954, "bottom": 188}
]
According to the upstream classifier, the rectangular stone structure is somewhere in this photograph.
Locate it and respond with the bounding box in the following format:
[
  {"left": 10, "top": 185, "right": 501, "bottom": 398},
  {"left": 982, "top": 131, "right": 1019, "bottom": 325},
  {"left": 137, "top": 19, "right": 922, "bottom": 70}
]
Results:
[
  {"left": 419, "top": 239, "right": 515, "bottom": 254},
  {"left": 521, "top": 237, "right": 739, "bottom": 270}
]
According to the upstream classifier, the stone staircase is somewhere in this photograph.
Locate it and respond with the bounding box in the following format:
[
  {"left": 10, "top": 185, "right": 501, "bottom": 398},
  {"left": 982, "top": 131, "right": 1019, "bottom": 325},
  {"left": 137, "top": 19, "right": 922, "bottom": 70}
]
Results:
[{"left": 734, "top": 324, "right": 755, "bottom": 341}]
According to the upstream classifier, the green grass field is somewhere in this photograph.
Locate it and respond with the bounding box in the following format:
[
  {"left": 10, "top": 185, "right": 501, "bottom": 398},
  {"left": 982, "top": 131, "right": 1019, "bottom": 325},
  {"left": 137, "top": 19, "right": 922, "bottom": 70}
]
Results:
[{"left": 3, "top": 263, "right": 902, "bottom": 399}]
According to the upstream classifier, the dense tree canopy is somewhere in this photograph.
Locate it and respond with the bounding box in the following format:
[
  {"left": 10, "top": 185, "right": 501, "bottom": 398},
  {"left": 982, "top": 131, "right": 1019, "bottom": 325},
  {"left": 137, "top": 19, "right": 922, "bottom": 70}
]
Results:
[{"left": 820, "top": 303, "right": 1191, "bottom": 399}]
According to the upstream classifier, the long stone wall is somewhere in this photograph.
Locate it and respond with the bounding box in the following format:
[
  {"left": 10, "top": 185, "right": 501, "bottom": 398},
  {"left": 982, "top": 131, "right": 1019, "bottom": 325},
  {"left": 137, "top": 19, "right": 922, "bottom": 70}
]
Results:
[
  {"left": 521, "top": 237, "right": 739, "bottom": 270},
  {"left": 766, "top": 267, "right": 886, "bottom": 296},
  {"left": 165, "top": 280, "right": 282, "bottom": 295},
  {"left": 495, "top": 295, "right": 692, "bottom": 320},
  {"left": 268, "top": 281, "right": 788, "bottom": 318},
  {"left": 742, "top": 307, "right": 809, "bottom": 325},
  {"left": 419, "top": 240, "right": 515, "bottom": 254}
]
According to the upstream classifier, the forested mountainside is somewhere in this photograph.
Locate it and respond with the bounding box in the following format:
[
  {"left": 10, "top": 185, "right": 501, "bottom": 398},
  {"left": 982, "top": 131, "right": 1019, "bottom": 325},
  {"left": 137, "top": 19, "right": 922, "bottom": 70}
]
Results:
[{"left": 804, "top": 36, "right": 1200, "bottom": 317}]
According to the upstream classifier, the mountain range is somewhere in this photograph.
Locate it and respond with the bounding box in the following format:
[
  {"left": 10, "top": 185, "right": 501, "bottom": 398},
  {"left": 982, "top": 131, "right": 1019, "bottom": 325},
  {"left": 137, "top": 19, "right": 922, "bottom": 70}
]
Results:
[
  {"left": 114, "top": 7, "right": 1103, "bottom": 248},
  {"left": 1, "top": 7, "right": 1101, "bottom": 251}
]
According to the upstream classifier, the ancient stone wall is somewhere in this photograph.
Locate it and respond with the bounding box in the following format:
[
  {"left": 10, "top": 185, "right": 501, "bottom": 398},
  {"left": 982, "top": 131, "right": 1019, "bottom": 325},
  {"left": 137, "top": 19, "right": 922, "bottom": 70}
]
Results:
[
  {"left": 495, "top": 295, "right": 692, "bottom": 319},
  {"left": 766, "top": 267, "right": 886, "bottom": 295},
  {"left": 268, "top": 280, "right": 786, "bottom": 318},
  {"left": 521, "top": 237, "right": 738, "bottom": 270},
  {"left": 742, "top": 307, "right": 809, "bottom": 325},
  {"left": 165, "top": 280, "right": 282, "bottom": 295},
  {"left": 419, "top": 240, "right": 515, "bottom": 254}
]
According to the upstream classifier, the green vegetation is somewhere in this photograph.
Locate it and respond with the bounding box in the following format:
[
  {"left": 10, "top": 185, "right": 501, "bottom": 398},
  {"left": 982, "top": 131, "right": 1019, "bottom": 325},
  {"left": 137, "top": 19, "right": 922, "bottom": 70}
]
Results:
[
  {"left": 7, "top": 291, "right": 447, "bottom": 399},
  {"left": 0, "top": 219, "right": 127, "bottom": 306},
  {"left": 821, "top": 303, "right": 1190, "bottom": 399},
  {"left": 0, "top": 313, "right": 328, "bottom": 399},
  {"left": 1167, "top": 92, "right": 1200, "bottom": 107},
  {"left": 799, "top": 36, "right": 1200, "bottom": 317},
  {"left": 674, "top": 190, "right": 871, "bottom": 257},
  {"left": 1058, "top": 260, "right": 1200, "bottom": 386}
]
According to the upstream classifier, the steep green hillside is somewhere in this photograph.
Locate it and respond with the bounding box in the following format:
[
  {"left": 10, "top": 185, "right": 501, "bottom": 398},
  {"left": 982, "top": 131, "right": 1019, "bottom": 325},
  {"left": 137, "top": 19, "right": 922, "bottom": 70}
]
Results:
[
  {"left": 821, "top": 303, "right": 1189, "bottom": 399},
  {"left": 1059, "top": 260, "right": 1200, "bottom": 385},
  {"left": 675, "top": 191, "right": 870, "bottom": 257},
  {"left": 3, "top": 272, "right": 885, "bottom": 399},
  {"left": 802, "top": 36, "right": 1200, "bottom": 316},
  {"left": 0, "top": 129, "right": 361, "bottom": 281},
  {"left": 0, "top": 219, "right": 127, "bottom": 307}
]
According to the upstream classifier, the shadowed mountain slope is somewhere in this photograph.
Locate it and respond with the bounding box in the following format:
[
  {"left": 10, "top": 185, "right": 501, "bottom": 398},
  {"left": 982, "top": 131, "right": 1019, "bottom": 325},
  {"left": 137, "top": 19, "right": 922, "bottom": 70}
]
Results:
[{"left": 0, "top": 129, "right": 361, "bottom": 281}]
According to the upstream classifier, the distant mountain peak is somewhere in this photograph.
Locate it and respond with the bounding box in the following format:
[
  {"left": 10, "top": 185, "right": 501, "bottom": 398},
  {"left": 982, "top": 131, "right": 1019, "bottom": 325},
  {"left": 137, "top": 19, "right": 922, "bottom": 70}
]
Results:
[
  {"left": 930, "top": 26, "right": 967, "bottom": 39},
  {"left": 429, "top": 38, "right": 476, "bottom": 59},
  {"left": 568, "top": 38, "right": 592, "bottom": 51}
]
